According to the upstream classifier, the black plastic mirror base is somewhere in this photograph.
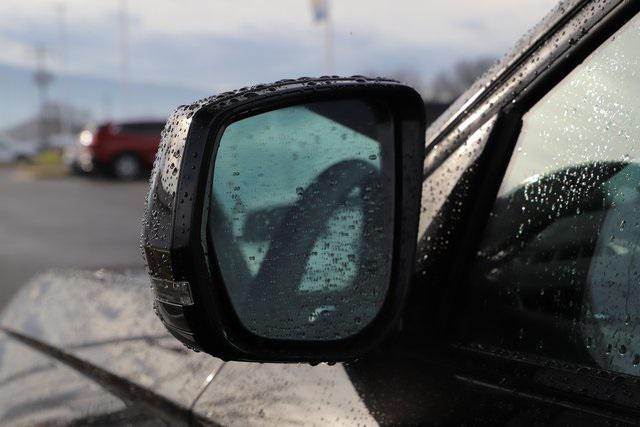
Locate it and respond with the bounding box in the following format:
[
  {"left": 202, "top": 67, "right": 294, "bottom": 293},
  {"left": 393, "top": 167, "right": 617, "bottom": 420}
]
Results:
[{"left": 142, "top": 76, "right": 425, "bottom": 363}]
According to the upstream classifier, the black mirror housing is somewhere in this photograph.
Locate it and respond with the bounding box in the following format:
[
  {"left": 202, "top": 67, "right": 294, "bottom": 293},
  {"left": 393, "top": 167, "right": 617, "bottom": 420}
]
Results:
[{"left": 142, "top": 77, "right": 425, "bottom": 362}]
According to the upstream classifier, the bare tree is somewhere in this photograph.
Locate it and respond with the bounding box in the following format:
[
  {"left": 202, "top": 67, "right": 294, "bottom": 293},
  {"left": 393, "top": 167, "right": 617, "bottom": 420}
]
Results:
[
  {"left": 427, "top": 57, "right": 496, "bottom": 102},
  {"left": 387, "top": 69, "right": 429, "bottom": 96},
  {"left": 364, "top": 68, "right": 451, "bottom": 124},
  {"left": 364, "top": 68, "right": 430, "bottom": 99}
]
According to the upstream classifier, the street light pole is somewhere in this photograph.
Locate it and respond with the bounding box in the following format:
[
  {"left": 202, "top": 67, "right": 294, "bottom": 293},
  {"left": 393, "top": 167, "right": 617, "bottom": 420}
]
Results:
[
  {"left": 310, "top": 0, "right": 334, "bottom": 75},
  {"left": 324, "top": 4, "right": 334, "bottom": 75}
]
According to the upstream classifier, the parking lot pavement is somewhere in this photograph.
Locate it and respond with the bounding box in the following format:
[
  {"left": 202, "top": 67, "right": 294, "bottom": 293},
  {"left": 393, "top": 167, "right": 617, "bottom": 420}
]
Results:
[{"left": 0, "top": 169, "right": 149, "bottom": 308}]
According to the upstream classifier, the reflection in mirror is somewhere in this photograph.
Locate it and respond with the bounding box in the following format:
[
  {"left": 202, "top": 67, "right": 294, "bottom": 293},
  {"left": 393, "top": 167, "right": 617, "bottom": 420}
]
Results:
[{"left": 208, "top": 99, "right": 395, "bottom": 341}]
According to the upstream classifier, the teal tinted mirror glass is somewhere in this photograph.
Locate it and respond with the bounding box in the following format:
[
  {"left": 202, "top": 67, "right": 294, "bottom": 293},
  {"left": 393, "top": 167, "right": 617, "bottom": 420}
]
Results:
[{"left": 209, "top": 99, "right": 395, "bottom": 341}]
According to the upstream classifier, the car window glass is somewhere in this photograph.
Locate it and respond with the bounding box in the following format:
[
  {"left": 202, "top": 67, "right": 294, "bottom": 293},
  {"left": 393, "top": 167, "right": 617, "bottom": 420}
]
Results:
[{"left": 464, "top": 13, "right": 640, "bottom": 376}]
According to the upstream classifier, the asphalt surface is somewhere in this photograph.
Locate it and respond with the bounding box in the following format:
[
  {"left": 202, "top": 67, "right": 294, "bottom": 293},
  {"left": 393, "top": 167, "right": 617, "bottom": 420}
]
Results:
[{"left": 0, "top": 169, "right": 149, "bottom": 308}]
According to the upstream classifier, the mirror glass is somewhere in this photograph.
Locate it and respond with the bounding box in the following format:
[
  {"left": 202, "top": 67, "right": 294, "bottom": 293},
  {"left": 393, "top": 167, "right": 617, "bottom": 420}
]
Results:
[{"left": 208, "top": 98, "right": 395, "bottom": 341}]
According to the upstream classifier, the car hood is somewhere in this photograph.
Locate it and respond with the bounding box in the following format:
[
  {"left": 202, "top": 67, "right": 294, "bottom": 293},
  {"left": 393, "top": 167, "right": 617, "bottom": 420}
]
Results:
[
  {"left": 0, "top": 269, "right": 376, "bottom": 426},
  {"left": 0, "top": 269, "right": 222, "bottom": 425}
]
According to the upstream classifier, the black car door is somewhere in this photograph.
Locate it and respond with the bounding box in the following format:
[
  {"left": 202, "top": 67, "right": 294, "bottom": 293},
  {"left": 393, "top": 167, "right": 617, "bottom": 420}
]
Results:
[{"left": 403, "top": 0, "right": 640, "bottom": 424}]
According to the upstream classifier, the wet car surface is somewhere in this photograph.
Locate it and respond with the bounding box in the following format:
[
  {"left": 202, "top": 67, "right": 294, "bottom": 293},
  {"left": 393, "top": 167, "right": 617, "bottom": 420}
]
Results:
[
  {"left": 0, "top": 271, "right": 377, "bottom": 426},
  {"left": 3, "top": 0, "right": 640, "bottom": 425}
]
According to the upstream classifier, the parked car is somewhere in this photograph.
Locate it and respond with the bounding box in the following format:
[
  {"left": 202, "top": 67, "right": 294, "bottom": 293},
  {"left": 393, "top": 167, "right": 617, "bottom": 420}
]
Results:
[
  {"left": 0, "top": 136, "right": 37, "bottom": 164},
  {"left": 3, "top": 0, "right": 640, "bottom": 425},
  {"left": 68, "top": 120, "right": 166, "bottom": 180}
]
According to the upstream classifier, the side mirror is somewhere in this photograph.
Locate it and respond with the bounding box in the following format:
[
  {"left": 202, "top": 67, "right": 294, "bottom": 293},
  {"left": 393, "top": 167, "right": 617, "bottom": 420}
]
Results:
[{"left": 142, "top": 77, "right": 424, "bottom": 362}]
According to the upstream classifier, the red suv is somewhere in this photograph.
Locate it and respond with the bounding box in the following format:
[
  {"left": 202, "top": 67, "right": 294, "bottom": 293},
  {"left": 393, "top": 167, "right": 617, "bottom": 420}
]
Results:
[{"left": 71, "top": 120, "right": 166, "bottom": 180}]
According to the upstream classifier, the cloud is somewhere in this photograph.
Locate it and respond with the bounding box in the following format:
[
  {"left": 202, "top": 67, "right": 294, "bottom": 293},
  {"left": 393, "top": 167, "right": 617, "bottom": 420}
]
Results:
[
  {"left": 0, "top": 0, "right": 559, "bottom": 90},
  {"left": 128, "top": 29, "right": 484, "bottom": 92}
]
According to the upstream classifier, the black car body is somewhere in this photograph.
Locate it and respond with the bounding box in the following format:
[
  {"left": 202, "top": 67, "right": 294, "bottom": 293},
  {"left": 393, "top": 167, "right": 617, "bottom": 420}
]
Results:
[{"left": 3, "top": 0, "right": 640, "bottom": 424}]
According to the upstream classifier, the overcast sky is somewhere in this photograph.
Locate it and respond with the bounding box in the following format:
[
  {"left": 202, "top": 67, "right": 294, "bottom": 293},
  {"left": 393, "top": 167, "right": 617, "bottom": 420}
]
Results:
[{"left": 0, "top": 0, "right": 559, "bottom": 93}]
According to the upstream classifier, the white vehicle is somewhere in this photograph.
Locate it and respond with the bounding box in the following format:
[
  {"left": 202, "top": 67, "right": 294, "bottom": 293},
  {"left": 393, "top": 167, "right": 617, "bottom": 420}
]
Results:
[{"left": 0, "top": 136, "right": 38, "bottom": 164}]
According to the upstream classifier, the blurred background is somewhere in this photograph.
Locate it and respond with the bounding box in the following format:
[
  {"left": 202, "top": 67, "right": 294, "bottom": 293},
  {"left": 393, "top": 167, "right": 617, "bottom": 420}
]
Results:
[{"left": 0, "top": 0, "right": 557, "bottom": 306}]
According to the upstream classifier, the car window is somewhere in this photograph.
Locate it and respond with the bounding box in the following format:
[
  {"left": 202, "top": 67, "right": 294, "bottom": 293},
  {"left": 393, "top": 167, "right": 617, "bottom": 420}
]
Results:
[{"left": 464, "top": 12, "right": 640, "bottom": 376}]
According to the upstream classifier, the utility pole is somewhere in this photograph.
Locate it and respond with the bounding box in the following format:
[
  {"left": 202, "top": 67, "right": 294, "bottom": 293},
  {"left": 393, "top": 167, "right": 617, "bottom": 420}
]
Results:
[
  {"left": 118, "top": 0, "right": 129, "bottom": 118},
  {"left": 101, "top": 93, "right": 113, "bottom": 122},
  {"left": 33, "top": 46, "right": 54, "bottom": 150},
  {"left": 54, "top": 3, "right": 68, "bottom": 137}
]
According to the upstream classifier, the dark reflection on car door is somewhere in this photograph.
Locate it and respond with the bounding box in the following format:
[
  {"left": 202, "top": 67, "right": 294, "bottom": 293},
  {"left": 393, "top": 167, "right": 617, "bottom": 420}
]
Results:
[{"left": 464, "top": 10, "right": 640, "bottom": 376}]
